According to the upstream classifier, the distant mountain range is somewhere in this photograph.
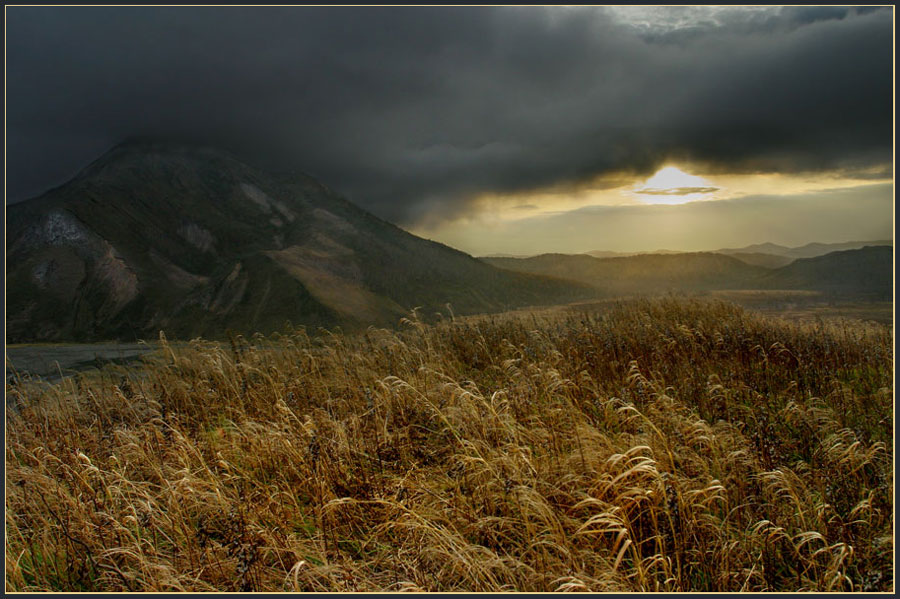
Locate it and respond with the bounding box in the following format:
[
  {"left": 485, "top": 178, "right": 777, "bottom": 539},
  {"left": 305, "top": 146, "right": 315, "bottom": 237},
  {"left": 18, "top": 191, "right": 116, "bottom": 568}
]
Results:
[
  {"left": 483, "top": 246, "right": 893, "bottom": 300},
  {"left": 582, "top": 249, "right": 685, "bottom": 259},
  {"left": 484, "top": 239, "right": 893, "bottom": 273},
  {"left": 484, "top": 253, "right": 767, "bottom": 296},
  {"left": 479, "top": 252, "right": 535, "bottom": 259},
  {"left": 716, "top": 240, "right": 893, "bottom": 259},
  {"left": 556, "top": 240, "right": 893, "bottom": 265},
  {"left": 758, "top": 246, "right": 893, "bottom": 298},
  {"left": 722, "top": 252, "right": 795, "bottom": 269},
  {"left": 6, "top": 142, "right": 591, "bottom": 342}
]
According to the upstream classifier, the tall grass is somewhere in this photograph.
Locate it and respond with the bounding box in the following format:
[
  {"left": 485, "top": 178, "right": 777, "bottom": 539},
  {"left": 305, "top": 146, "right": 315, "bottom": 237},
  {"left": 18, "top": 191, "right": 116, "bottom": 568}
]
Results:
[{"left": 5, "top": 298, "right": 893, "bottom": 591}]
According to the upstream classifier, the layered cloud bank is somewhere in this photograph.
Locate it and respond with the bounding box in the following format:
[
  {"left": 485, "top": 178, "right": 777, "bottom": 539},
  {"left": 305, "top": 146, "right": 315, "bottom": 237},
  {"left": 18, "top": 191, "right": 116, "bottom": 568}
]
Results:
[
  {"left": 420, "top": 183, "right": 892, "bottom": 256},
  {"left": 7, "top": 6, "right": 892, "bottom": 253}
]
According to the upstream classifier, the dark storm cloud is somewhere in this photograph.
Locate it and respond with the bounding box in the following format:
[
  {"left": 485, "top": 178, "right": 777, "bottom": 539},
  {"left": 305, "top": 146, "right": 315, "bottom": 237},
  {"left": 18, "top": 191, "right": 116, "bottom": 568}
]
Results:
[{"left": 5, "top": 6, "right": 893, "bottom": 224}]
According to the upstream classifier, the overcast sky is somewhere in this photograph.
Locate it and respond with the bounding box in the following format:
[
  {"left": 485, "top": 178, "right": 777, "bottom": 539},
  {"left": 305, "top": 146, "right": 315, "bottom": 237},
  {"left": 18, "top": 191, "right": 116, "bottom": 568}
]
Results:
[{"left": 5, "top": 6, "right": 893, "bottom": 253}]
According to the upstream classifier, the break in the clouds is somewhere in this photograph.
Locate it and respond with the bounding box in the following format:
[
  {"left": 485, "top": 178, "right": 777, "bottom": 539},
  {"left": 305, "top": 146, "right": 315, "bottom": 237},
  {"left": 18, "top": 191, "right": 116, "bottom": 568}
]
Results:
[
  {"left": 5, "top": 6, "right": 893, "bottom": 227},
  {"left": 638, "top": 187, "right": 719, "bottom": 196},
  {"left": 421, "top": 183, "right": 893, "bottom": 257},
  {"left": 632, "top": 166, "right": 719, "bottom": 201}
]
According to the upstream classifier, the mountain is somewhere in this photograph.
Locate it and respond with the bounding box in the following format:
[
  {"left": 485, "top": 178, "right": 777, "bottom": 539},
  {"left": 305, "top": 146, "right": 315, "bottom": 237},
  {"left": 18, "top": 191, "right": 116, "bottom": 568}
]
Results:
[
  {"left": 783, "top": 240, "right": 893, "bottom": 259},
  {"left": 716, "top": 242, "right": 793, "bottom": 256},
  {"left": 582, "top": 248, "right": 792, "bottom": 268},
  {"left": 483, "top": 252, "right": 767, "bottom": 295},
  {"left": 581, "top": 240, "right": 893, "bottom": 268},
  {"left": 578, "top": 239, "right": 895, "bottom": 272},
  {"left": 479, "top": 252, "right": 534, "bottom": 259},
  {"left": 6, "top": 141, "right": 593, "bottom": 342},
  {"left": 583, "top": 249, "right": 683, "bottom": 259},
  {"left": 485, "top": 246, "right": 893, "bottom": 300},
  {"left": 717, "top": 239, "right": 892, "bottom": 259},
  {"left": 758, "top": 246, "right": 893, "bottom": 299},
  {"left": 726, "top": 252, "right": 795, "bottom": 269}
]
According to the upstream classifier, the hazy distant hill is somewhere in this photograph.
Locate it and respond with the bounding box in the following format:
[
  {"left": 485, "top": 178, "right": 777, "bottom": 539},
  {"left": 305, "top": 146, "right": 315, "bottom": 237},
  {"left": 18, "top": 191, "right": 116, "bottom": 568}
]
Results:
[
  {"left": 484, "top": 246, "right": 893, "bottom": 299},
  {"left": 716, "top": 242, "right": 793, "bottom": 256},
  {"left": 717, "top": 240, "right": 892, "bottom": 259},
  {"left": 479, "top": 252, "right": 534, "bottom": 259},
  {"left": 583, "top": 249, "right": 683, "bottom": 259},
  {"left": 575, "top": 240, "right": 893, "bottom": 272},
  {"left": 6, "top": 141, "right": 592, "bottom": 342},
  {"left": 758, "top": 246, "right": 893, "bottom": 299},
  {"left": 484, "top": 252, "right": 767, "bottom": 295},
  {"left": 726, "top": 252, "right": 795, "bottom": 269}
]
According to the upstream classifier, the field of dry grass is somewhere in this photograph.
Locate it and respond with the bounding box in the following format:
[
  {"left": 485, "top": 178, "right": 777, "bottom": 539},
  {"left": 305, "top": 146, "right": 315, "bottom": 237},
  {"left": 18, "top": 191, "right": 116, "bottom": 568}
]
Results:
[
  {"left": 5, "top": 298, "right": 893, "bottom": 592},
  {"left": 707, "top": 290, "right": 893, "bottom": 325}
]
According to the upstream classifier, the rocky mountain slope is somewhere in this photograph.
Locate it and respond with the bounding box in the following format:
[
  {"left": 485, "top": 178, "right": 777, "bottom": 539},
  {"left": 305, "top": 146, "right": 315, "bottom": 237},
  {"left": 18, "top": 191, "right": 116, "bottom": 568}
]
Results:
[{"left": 6, "top": 141, "right": 592, "bottom": 342}]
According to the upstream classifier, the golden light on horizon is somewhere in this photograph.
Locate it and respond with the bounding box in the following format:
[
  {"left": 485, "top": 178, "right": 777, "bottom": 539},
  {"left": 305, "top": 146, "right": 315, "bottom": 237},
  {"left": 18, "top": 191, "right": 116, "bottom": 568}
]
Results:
[
  {"left": 409, "top": 165, "right": 892, "bottom": 255},
  {"left": 632, "top": 165, "right": 719, "bottom": 205}
]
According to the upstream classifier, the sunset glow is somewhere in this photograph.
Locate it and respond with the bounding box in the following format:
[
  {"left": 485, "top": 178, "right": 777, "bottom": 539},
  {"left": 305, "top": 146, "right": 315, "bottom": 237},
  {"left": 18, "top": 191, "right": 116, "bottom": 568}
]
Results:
[{"left": 632, "top": 166, "right": 719, "bottom": 204}]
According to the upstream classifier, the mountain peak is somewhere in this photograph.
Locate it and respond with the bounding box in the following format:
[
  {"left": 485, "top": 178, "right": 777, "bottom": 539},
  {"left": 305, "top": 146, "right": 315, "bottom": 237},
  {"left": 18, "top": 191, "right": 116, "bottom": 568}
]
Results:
[
  {"left": 113, "top": 137, "right": 238, "bottom": 156},
  {"left": 77, "top": 139, "right": 242, "bottom": 177},
  {"left": 6, "top": 144, "right": 590, "bottom": 342}
]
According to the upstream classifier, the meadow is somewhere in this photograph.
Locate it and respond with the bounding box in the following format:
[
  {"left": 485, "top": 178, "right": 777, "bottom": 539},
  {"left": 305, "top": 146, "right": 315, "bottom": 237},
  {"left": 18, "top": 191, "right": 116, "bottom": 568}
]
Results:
[{"left": 5, "top": 297, "right": 893, "bottom": 592}]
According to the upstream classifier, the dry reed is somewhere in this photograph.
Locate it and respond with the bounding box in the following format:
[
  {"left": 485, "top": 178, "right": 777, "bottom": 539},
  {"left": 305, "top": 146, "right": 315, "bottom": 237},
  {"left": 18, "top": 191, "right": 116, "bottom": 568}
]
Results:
[{"left": 5, "top": 297, "right": 893, "bottom": 592}]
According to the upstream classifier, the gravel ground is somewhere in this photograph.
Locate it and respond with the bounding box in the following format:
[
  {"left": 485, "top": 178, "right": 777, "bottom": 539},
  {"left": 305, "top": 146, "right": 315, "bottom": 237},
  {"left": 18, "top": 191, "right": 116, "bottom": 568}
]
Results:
[{"left": 5, "top": 343, "right": 157, "bottom": 382}]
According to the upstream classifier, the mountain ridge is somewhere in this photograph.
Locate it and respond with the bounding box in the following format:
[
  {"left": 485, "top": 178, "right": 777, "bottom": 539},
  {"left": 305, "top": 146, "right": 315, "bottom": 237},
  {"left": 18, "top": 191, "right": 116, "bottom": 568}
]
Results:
[
  {"left": 485, "top": 239, "right": 892, "bottom": 263},
  {"left": 758, "top": 246, "right": 893, "bottom": 299},
  {"left": 6, "top": 142, "right": 593, "bottom": 342},
  {"left": 483, "top": 252, "right": 769, "bottom": 296},
  {"left": 483, "top": 246, "right": 892, "bottom": 300},
  {"left": 716, "top": 239, "right": 893, "bottom": 259}
]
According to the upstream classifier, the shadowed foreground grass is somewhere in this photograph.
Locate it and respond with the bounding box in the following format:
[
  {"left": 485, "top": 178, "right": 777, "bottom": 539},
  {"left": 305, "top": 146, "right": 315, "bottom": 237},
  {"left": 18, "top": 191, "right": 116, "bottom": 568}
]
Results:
[{"left": 5, "top": 298, "right": 893, "bottom": 592}]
